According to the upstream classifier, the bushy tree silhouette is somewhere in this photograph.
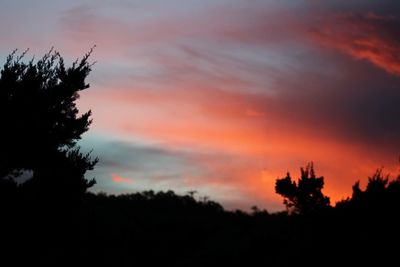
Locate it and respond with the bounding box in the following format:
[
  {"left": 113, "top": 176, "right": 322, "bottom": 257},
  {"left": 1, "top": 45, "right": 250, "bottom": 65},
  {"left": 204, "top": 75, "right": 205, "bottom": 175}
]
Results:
[
  {"left": 275, "top": 162, "right": 330, "bottom": 214},
  {"left": 338, "top": 168, "right": 400, "bottom": 214},
  {"left": 0, "top": 48, "right": 98, "bottom": 202}
]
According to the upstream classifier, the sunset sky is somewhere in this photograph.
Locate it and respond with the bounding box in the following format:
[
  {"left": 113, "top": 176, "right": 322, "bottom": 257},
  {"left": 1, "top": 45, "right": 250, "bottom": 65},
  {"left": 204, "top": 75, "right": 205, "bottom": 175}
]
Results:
[{"left": 1, "top": 0, "right": 400, "bottom": 211}]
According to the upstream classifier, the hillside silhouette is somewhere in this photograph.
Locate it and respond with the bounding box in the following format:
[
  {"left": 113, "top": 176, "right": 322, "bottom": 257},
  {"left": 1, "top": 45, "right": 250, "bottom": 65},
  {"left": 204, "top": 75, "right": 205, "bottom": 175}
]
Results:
[{"left": 1, "top": 50, "right": 400, "bottom": 266}]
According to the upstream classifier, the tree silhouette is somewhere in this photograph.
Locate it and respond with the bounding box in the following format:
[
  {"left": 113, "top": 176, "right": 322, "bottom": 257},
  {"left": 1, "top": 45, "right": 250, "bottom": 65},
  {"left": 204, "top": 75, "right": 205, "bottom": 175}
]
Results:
[
  {"left": 275, "top": 162, "right": 330, "bottom": 214},
  {"left": 0, "top": 48, "right": 98, "bottom": 202},
  {"left": 338, "top": 168, "right": 400, "bottom": 214}
]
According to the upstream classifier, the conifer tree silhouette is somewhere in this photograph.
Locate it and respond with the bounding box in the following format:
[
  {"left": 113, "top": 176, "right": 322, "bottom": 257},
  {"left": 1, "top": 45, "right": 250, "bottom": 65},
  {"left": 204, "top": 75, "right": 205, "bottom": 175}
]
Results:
[{"left": 0, "top": 48, "right": 98, "bottom": 202}]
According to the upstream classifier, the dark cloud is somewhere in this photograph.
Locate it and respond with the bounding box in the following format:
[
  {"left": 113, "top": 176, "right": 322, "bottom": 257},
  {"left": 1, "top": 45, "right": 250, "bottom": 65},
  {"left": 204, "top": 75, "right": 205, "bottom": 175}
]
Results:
[
  {"left": 266, "top": 50, "right": 400, "bottom": 154},
  {"left": 311, "top": 12, "right": 400, "bottom": 76}
]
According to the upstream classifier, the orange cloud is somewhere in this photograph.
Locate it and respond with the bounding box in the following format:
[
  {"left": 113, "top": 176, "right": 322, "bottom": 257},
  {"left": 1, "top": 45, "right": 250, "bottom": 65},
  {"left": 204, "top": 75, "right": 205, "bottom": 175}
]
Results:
[
  {"left": 112, "top": 173, "right": 134, "bottom": 184},
  {"left": 312, "top": 12, "right": 400, "bottom": 76},
  {"left": 81, "top": 81, "right": 400, "bottom": 211}
]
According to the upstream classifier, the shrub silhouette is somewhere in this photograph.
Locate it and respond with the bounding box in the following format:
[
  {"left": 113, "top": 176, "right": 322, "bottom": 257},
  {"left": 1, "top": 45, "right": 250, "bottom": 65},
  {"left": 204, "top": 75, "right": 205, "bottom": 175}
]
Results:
[
  {"left": 275, "top": 162, "right": 330, "bottom": 214},
  {"left": 0, "top": 48, "right": 98, "bottom": 202},
  {"left": 337, "top": 168, "right": 400, "bottom": 215}
]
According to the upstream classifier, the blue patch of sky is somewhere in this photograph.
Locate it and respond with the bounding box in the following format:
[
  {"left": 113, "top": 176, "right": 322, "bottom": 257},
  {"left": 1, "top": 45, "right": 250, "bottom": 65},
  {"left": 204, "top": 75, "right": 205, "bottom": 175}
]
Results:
[{"left": 79, "top": 132, "right": 207, "bottom": 192}]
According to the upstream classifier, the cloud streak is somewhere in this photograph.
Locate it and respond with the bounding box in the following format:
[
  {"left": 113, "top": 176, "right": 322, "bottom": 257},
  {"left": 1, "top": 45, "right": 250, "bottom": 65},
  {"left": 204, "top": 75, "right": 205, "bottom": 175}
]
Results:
[
  {"left": 312, "top": 12, "right": 400, "bottom": 76},
  {"left": 112, "top": 173, "right": 134, "bottom": 184}
]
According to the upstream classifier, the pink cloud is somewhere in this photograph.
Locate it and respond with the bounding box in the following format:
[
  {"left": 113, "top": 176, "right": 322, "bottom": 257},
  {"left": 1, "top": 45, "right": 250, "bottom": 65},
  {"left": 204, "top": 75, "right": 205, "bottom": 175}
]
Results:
[
  {"left": 57, "top": 3, "right": 307, "bottom": 58},
  {"left": 112, "top": 173, "right": 134, "bottom": 184}
]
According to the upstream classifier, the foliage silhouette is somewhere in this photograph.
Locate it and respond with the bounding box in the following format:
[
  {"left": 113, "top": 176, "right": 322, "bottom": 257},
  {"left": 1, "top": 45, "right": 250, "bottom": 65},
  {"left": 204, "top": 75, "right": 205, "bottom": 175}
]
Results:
[
  {"left": 275, "top": 162, "right": 330, "bottom": 214},
  {"left": 0, "top": 49, "right": 98, "bottom": 202},
  {"left": 337, "top": 167, "right": 400, "bottom": 215}
]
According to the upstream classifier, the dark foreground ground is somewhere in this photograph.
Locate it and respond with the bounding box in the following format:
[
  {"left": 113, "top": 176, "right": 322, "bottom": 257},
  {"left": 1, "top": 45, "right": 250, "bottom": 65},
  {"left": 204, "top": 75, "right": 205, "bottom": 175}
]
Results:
[{"left": 2, "top": 188, "right": 400, "bottom": 267}]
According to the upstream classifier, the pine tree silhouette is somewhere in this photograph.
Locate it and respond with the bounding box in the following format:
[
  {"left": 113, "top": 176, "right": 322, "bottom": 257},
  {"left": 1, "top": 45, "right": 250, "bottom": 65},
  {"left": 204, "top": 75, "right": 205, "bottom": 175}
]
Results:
[{"left": 0, "top": 48, "right": 98, "bottom": 203}]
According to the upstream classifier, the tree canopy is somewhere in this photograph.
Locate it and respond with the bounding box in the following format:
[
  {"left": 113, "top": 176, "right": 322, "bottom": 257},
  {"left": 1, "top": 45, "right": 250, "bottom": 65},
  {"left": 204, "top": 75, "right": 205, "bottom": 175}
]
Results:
[
  {"left": 275, "top": 162, "right": 330, "bottom": 214},
  {"left": 0, "top": 48, "right": 97, "bottom": 201}
]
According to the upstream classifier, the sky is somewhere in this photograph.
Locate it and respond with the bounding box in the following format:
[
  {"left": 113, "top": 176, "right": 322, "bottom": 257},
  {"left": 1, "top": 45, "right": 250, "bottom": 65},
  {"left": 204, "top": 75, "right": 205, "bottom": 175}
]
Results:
[{"left": 1, "top": 0, "right": 400, "bottom": 211}]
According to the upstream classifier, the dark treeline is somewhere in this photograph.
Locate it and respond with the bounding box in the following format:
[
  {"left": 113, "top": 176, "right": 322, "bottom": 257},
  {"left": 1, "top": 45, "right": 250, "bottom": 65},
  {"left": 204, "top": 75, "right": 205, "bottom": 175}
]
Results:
[
  {"left": 1, "top": 50, "right": 400, "bottom": 266},
  {"left": 3, "top": 172, "right": 400, "bottom": 266}
]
